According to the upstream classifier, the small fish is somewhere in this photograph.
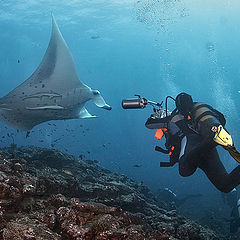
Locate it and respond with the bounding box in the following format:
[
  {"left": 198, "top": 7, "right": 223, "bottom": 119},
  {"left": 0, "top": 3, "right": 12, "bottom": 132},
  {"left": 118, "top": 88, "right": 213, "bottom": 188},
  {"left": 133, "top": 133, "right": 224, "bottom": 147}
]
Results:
[
  {"left": 79, "top": 154, "right": 85, "bottom": 160},
  {"left": 26, "top": 131, "right": 30, "bottom": 138},
  {"left": 61, "top": 169, "right": 73, "bottom": 175},
  {"left": 91, "top": 35, "right": 100, "bottom": 40},
  {"left": 133, "top": 164, "right": 142, "bottom": 168},
  {"left": 17, "top": 59, "right": 20, "bottom": 63}
]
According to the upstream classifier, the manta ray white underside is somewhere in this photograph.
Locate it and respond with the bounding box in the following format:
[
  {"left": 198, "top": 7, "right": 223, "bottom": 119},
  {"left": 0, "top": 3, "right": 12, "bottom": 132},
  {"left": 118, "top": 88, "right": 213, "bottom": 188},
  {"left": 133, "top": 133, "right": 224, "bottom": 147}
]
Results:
[{"left": 0, "top": 15, "right": 111, "bottom": 130}]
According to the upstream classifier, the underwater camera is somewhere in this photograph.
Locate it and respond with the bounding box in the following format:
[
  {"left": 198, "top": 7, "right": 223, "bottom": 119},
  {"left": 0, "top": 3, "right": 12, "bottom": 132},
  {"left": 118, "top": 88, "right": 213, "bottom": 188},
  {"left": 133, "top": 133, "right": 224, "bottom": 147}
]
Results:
[
  {"left": 121, "top": 94, "right": 148, "bottom": 109},
  {"left": 122, "top": 94, "right": 163, "bottom": 110}
]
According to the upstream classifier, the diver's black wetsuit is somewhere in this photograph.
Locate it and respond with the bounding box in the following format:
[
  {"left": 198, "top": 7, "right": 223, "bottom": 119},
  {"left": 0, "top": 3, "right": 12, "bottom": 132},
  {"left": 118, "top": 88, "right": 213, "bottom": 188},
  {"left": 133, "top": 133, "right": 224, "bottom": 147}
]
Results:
[
  {"left": 146, "top": 105, "right": 240, "bottom": 193},
  {"left": 179, "top": 134, "right": 240, "bottom": 193}
]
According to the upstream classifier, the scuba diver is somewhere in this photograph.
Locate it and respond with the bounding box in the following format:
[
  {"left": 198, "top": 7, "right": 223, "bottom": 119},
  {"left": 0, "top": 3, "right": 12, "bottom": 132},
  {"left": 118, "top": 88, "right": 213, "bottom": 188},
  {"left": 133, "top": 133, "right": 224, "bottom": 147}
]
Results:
[
  {"left": 122, "top": 93, "right": 240, "bottom": 193},
  {"left": 222, "top": 188, "right": 240, "bottom": 233}
]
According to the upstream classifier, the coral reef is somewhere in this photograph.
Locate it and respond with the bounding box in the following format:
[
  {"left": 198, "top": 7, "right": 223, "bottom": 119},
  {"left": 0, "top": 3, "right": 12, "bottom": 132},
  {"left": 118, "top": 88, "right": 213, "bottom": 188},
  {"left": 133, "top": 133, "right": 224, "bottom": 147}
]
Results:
[{"left": 0, "top": 146, "right": 224, "bottom": 239}]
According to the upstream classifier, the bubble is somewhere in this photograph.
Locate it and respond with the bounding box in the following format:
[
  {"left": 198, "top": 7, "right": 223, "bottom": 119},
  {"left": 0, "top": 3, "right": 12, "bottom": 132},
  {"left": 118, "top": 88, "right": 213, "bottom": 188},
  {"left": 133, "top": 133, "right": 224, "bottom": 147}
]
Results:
[{"left": 135, "top": 0, "right": 188, "bottom": 29}]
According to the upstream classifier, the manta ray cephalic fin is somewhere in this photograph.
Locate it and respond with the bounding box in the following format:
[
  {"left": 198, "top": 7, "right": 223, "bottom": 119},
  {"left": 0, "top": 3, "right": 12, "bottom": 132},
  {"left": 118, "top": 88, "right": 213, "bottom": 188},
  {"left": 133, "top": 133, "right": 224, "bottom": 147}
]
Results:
[{"left": 79, "top": 107, "right": 97, "bottom": 118}]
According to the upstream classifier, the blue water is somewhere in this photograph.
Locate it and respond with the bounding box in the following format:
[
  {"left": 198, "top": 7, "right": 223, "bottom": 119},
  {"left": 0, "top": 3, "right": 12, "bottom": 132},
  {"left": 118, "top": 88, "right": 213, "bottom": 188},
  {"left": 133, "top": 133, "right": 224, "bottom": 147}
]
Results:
[{"left": 1, "top": 0, "right": 240, "bottom": 227}]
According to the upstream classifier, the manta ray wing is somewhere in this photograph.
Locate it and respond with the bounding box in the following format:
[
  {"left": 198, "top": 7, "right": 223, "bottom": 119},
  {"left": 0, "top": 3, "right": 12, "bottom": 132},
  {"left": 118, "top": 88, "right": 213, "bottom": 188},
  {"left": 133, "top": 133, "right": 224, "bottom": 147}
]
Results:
[{"left": 4, "top": 15, "right": 84, "bottom": 99}]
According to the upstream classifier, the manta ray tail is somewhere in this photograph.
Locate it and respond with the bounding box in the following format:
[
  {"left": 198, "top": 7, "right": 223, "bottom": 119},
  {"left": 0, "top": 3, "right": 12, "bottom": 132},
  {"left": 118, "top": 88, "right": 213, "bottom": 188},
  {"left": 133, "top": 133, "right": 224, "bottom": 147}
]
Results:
[{"left": 92, "top": 90, "right": 112, "bottom": 110}]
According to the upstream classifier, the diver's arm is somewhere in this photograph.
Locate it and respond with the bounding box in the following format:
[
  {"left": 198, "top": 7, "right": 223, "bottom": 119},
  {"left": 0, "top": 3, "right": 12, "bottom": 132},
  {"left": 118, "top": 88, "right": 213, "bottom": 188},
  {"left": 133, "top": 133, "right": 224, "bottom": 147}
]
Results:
[
  {"left": 145, "top": 114, "right": 183, "bottom": 137},
  {"left": 145, "top": 116, "right": 171, "bottom": 129},
  {"left": 145, "top": 113, "right": 176, "bottom": 130}
]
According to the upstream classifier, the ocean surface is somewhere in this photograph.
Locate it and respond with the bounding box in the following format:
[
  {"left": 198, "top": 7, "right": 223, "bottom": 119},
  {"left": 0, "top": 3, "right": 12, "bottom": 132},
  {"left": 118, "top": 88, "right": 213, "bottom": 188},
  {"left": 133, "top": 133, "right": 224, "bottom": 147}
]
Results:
[{"left": 0, "top": 0, "right": 240, "bottom": 234}]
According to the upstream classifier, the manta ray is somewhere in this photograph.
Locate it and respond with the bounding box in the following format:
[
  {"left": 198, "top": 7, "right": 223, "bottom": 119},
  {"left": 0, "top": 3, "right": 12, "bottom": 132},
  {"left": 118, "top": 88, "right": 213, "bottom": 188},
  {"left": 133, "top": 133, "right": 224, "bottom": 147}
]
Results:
[{"left": 0, "top": 15, "right": 111, "bottom": 131}]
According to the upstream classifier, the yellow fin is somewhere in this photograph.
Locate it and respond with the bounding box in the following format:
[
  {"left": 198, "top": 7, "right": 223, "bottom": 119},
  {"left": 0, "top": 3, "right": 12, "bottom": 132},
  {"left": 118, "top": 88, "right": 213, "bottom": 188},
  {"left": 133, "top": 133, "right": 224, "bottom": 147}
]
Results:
[{"left": 213, "top": 125, "right": 233, "bottom": 147}]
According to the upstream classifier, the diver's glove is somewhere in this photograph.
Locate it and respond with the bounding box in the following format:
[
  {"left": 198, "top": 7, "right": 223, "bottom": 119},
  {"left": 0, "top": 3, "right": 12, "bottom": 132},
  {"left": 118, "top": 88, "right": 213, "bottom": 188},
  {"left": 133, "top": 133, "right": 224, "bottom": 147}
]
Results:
[{"left": 213, "top": 125, "right": 240, "bottom": 164}]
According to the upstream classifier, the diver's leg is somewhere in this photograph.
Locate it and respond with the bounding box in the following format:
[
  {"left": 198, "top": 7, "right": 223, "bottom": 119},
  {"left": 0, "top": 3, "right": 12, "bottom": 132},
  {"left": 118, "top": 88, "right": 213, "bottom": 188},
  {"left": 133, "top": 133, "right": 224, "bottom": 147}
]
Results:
[
  {"left": 178, "top": 135, "right": 200, "bottom": 177},
  {"left": 199, "top": 148, "right": 240, "bottom": 193}
]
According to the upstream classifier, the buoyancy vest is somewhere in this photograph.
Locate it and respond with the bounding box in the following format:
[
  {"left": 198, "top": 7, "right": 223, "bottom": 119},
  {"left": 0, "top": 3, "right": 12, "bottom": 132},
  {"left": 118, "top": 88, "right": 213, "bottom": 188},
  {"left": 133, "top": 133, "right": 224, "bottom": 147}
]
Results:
[
  {"left": 145, "top": 100, "right": 231, "bottom": 166},
  {"left": 145, "top": 113, "right": 189, "bottom": 165},
  {"left": 145, "top": 102, "right": 225, "bottom": 138}
]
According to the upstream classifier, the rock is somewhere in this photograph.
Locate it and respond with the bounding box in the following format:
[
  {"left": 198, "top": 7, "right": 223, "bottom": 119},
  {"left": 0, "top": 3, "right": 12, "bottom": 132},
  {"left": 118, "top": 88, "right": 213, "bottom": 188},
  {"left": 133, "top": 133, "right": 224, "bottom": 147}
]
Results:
[
  {"left": 2, "top": 216, "right": 61, "bottom": 240},
  {"left": 0, "top": 146, "right": 227, "bottom": 240}
]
